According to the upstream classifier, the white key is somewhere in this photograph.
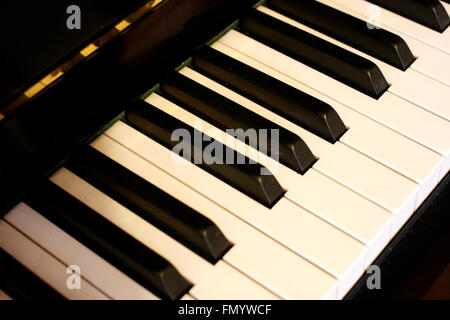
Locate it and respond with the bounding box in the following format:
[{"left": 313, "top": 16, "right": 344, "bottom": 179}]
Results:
[
  {"left": 204, "top": 42, "right": 444, "bottom": 204},
  {"left": 92, "top": 133, "right": 338, "bottom": 299},
  {"left": 444, "top": 2, "right": 450, "bottom": 14},
  {"left": 190, "top": 261, "right": 278, "bottom": 300},
  {"left": 404, "top": 35, "right": 450, "bottom": 86},
  {"left": 180, "top": 294, "right": 196, "bottom": 300},
  {"left": 0, "top": 289, "right": 12, "bottom": 300},
  {"left": 216, "top": 30, "right": 450, "bottom": 178},
  {"left": 258, "top": 6, "right": 450, "bottom": 121},
  {"left": 326, "top": 0, "right": 450, "bottom": 54},
  {"left": 179, "top": 67, "right": 420, "bottom": 229},
  {"left": 4, "top": 202, "right": 160, "bottom": 300},
  {"left": 104, "top": 120, "right": 369, "bottom": 297},
  {"left": 319, "top": 0, "right": 450, "bottom": 86},
  {"left": 0, "top": 220, "right": 109, "bottom": 300},
  {"left": 145, "top": 94, "right": 394, "bottom": 261},
  {"left": 50, "top": 168, "right": 279, "bottom": 300}
]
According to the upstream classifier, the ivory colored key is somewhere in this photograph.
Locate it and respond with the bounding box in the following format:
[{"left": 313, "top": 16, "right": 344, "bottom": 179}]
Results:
[
  {"left": 5, "top": 202, "right": 161, "bottom": 300},
  {"left": 50, "top": 168, "right": 279, "bottom": 300},
  {"left": 0, "top": 220, "right": 109, "bottom": 300},
  {"left": 216, "top": 30, "right": 450, "bottom": 177},
  {"left": 104, "top": 120, "right": 371, "bottom": 297},
  {"left": 444, "top": 2, "right": 450, "bottom": 12},
  {"left": 258, "top": 6, "right": 450, "bottom": 121},
  {"left": 320, "top": 0, "right": 450, "bottom": 86},
  {"left": 91, "top": 133, "right": 338, "bottom": 299}
]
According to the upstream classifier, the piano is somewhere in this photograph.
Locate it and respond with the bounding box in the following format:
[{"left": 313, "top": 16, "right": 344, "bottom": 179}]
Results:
[{"left": 0, "top": 0, "right": 449, "bottom": 300}]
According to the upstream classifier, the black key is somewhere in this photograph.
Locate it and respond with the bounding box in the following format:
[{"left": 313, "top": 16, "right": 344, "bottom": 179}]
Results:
[
  {"left": 24, "top": 181, "right": 192, "bottom": 300},
  {"left": 367, "top": 0, "right": 450, "bottom": 32},
  {"left": 266, "top": 0, "right": 415, "bottom": 70},
  {"left": 160, "top": 71, "right": 316, "bottom": 174},
  {"left": 66, "top": 145, "right": 233, "bottom": 264},
  {"left": 0, "top": 248, "right": 64, "bottom": 300},
  {"left": 237, "top": 9, "right": 390, "bottom": 99},
  {"left": 126, "top": 99, "right": 285, "bottom": 208},
  {"left": 192, "top": 46, "right": 347, "bottom": 143}
]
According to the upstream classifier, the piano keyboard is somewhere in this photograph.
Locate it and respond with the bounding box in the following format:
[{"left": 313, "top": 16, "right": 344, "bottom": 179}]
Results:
[{"left": 1, "top": 0, "right": 449, "bottom": 300}]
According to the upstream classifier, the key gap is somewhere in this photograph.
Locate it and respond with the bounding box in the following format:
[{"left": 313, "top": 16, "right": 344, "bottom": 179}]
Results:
[
  {"left": 311, "top": 168, "right": 396, "bottom": 213},
  {"left": 338, "top": 141, "right": 419, "bottom": 185},
  {"left": 282, "top": 197, "right": 366, "bottom": 247},
  {"left": 410, "top": 65, "right": 450, "bottom": 87},
  {"left": 388, "top": 90, "right": 450, "bottom": 122},
  {"left": 1, "top": 218, "right": 114, "bottom": 300},
  {"left": 221, "top": 259, "right": 284, "bottom": 300},
  {"left": 216, "top": 40, "right": 446, "bottom": 155}
]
